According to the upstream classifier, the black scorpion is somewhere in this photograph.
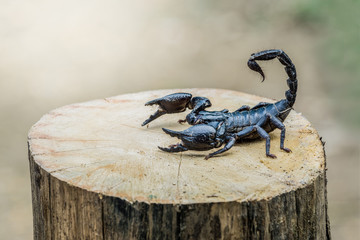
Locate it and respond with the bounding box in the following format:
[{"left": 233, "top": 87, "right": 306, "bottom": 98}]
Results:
[{"left": 142, "top": 49, "right": 297, "bottom": 159}]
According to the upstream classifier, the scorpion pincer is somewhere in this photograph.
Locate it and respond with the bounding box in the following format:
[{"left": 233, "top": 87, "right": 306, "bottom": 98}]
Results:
[{"left": 142, "top": 49, "right": 298, "bottom": 159}]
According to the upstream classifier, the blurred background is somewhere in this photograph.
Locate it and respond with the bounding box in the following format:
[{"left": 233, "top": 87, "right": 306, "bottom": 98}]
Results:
[{"left": 0, "top": 0, "right": 359, "bottom": 239}]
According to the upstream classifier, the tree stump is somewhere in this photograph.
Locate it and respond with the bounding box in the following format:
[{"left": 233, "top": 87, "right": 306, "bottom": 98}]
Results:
[{"left": 28, "top": 89, "right": 331, "bottom": 239}]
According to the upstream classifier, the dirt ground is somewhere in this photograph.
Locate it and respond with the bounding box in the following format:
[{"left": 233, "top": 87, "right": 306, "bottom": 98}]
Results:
[{"left": 0, "top": 1, "right": 359, "bottom": 239}]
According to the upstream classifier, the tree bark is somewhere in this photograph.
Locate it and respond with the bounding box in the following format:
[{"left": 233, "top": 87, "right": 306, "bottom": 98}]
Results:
[{"left": 28, "top": 89, "right": 331, "bottom": 239}]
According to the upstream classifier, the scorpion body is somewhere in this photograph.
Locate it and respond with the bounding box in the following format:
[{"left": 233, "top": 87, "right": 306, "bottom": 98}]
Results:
[{"left": 142, "top": 49, "right": 297, "bottom": 159}]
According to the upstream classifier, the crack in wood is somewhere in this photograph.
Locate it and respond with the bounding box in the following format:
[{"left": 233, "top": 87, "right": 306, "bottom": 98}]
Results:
[
  {"left": 176, "top": 153, "right": 183, "bottom": 202},
  {"left": 108, "top": 181, "right": 125, "bottom": 192}
]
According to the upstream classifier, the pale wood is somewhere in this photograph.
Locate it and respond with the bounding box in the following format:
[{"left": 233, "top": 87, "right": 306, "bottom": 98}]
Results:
[{"left": 28, "top": 88, "right": 331, "bottom": 239}]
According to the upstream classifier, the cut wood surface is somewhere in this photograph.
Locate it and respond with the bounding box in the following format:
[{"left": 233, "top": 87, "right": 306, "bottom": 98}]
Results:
[{"left": 28, "top": 88, "right": 330, "bottom": 239}]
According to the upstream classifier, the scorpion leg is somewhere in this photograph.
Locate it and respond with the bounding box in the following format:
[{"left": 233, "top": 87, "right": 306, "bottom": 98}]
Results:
[
  {"left": 236, "top": 126, "right": 256, "bottom": 138},
  {"left": 257, "top": 114, "right": 277, "bottom": 158},
  {"left": 205, "top": 136, "right": 236, "bottom": 160},
  {"left": 235, "top": 112, "right": 269, "bottom": 139},
  {"left": 269, "top": 116, "right": 292, "bottom": 153},
  {"left": 236, "top": 115, "right": 277, "bottom": 158},
  {"left": 255, "top": 126, "right": 277, "bottom": 159},
  {"left": 158, "top": 143, "right": 188, "bottom": 153}
]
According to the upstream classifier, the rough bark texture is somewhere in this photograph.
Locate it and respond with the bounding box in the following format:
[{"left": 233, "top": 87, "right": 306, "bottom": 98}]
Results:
[{"left": 28, "top": 89, "right": 331, "bottom": 239}]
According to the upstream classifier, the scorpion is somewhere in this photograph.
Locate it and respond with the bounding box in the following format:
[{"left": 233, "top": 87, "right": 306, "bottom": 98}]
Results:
[{"left": 141, "top": 49, "right": 297, "bottom": 160}]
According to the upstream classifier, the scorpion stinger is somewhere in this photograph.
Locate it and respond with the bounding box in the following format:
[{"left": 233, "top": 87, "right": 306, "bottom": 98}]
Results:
[
  {"left": 142, "top": 49, "right": 298, "bottom": 159},
  {"left": 248, "top": 49, "right": 297, "bottom": 107}
]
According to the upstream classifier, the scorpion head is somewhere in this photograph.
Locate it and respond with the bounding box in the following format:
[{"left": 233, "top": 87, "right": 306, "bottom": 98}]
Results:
[{"left": 186, "top": 112, "right": 203, "bottom": 125}]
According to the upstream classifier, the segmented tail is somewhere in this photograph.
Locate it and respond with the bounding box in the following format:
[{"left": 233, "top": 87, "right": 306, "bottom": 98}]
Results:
[{"left": 247, "top": 49, "right": 298, "bottom": 107}]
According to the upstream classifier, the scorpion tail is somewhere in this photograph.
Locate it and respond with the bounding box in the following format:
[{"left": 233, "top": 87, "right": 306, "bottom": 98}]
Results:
[
  {"left": 247, "top": 49, "right": 298, "bottom": 107},
  {"left": 247, "top": 58, "right": 265, "bottom": 82}
]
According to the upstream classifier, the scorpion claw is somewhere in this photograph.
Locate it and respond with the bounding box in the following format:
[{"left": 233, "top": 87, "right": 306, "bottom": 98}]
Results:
[
  {"left": 158, "top": 144, "right": 188, "bottom": 153},
  {"left": 144, "top": 93, "right": 192, "bottom": 111},
  {"left": 158, "top": 146, "right": 171, "bottom": 152},
  {"left": 142, "top": 93, "right": 193, "bottom": 126},
  {"left": 162, "top": 128, "right": 183, "bottom": 139}
]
